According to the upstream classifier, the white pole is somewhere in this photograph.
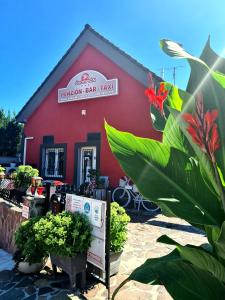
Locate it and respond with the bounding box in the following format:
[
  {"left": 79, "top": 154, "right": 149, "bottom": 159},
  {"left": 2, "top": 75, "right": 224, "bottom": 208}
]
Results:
[{"left": 23, "top": 137, "right": 34, "bottom": 165}]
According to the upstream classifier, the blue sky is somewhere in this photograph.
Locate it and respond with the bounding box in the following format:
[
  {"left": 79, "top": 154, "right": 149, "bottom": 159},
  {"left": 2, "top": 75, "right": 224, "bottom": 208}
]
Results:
[{"left": 1, "top": 0, "right": 225, "bottom": 113}]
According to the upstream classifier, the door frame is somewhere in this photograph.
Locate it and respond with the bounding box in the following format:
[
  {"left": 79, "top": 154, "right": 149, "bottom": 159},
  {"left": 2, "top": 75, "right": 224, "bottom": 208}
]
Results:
[
  {"left": 79, "top": 146, "right": 97, "bottom": 186},
  {"left": 74, "top": 133, "right": 101, "bottom": 189}
]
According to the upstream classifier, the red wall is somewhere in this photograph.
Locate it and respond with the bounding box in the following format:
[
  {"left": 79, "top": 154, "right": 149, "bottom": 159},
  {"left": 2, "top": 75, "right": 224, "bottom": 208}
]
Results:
[{"left": 24, "top": 45, "right": 161, "bottom": 187}]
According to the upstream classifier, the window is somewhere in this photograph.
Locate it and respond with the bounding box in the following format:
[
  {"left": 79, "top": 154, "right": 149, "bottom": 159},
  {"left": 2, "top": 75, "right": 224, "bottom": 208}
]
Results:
[{"left": 42, "top": 146, "right": 65, "bottom": 178}]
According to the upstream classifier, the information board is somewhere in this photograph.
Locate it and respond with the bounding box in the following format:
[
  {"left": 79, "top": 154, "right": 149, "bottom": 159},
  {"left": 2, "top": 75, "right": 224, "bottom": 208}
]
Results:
[{"left": 65, "top": 194, "right": 106, "bottom": 271}]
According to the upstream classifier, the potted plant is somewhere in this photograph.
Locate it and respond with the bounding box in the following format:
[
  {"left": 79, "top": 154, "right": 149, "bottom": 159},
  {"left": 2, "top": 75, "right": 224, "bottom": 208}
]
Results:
[
  {"left": 91, "top": 202, "right": 130, "bottom": 279},
  {"left": 108, "top": 202, "right": 130, "bottom": 276},
  {"left": 34, "top": 211, "right": 92, "bottom": 288},
  {"left": 14, "top": 165, "right": 39, "bottom": 191},
  {"left": 14, "top": 217, "right": 48, "bottom": 274},
  {"left": 13, "top": 165, "right": 39, "bottom": 202},
  {"left": 0, "top": 165, "right": 5, "bottom": 180}
]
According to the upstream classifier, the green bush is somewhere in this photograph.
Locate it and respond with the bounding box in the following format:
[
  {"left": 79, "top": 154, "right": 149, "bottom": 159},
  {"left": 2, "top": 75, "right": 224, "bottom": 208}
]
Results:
[
  {"left": 15, "top": 217, "right": 48, "bottom": 264},
  {"left": 0, "top": 165, "right": 5, "bottom": 174},
  {"left": 110, "top": 202, "right": 130, "bottom": 252},
  {"left": 14, "top": 165, "right": 39, "bottom": 188},
  {"left": 34, "top": 211, "right": 92, "bottom": 257}
]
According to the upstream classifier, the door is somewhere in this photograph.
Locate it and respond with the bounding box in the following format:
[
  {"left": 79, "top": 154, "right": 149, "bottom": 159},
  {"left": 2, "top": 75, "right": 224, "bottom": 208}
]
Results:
[{"left": 80, "top": 146, "right": 97, "bottom": 186}]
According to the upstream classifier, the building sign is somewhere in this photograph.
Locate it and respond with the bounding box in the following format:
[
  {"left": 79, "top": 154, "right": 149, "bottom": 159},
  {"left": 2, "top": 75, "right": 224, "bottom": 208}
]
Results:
[
  {"left": 58, "top": 70, "right": 118, "bottom": 103},
  {"left": 65, "top": 194, "right": 106, "bottom": 271}
]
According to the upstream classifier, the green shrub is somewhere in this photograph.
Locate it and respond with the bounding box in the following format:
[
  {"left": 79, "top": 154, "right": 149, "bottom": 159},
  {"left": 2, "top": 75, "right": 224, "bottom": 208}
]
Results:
[
  {"left": 0, "top": 165, "right": 5, "bottom": 174},
  {"left": 110, "top": 202, "right": 130, "bottom": 252},
  {"left": 34, "top": 211, "right": 92, "bottom": 257},
  {"left": 15, "top": 217, "right": 48, "bottom": 264},
  {"left": 14, "top": 165, "right": 39, "bottom": 188}
]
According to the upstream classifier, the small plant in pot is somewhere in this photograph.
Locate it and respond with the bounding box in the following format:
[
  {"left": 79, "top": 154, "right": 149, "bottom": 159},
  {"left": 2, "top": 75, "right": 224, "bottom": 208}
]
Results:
[
  {"left": 0, "top": 165, "right": 5, "bottom": 180},
  {"left": 14, "top": 165, "right": 39, "bottom": 191},
  {"left": 88, "top": 202, "right": 130, "bottom": 279},
  {"left": 34, "top": 211, "right": 92, "bottom": 288},
  {"left": 109, "top": 202, "right": 130, "bottom": 276},
  {"left": 13, "top": 165, "right": 39, "bottom": 202},
  {"left": 14, "top": 217, "right": 48, "bottom": 274}
]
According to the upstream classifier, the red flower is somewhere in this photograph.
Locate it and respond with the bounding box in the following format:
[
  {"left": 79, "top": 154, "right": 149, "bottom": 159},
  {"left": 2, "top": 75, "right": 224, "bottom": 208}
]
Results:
[
  {"left": 208, "top": 124, "right": 220, "bottom": 156},
  {"left": 145, "top": 73, "right": 168, "bottom": 115},
  {"left": 183, "top": 94, "right": 220, "bottom": 161}
]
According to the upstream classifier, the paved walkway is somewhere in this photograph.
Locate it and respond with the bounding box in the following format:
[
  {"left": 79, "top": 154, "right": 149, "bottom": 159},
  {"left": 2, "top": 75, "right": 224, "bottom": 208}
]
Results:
[{"left": 0, "top": 212, "right": 206, "bottom": 299}]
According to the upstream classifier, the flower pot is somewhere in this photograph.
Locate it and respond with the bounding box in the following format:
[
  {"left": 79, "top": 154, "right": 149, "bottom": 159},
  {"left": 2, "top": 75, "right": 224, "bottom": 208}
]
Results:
[
  {"left": 87, "top": 250, "right": 123, "bottom": 280},
  {"left": 17, "top": 260, "right": 45, "bottom": 274},
  {"left": 109, "top": 250, "right": 123, "bottom": 276},
  {"left": 0, "top": 173, "right": 5, "bottom": 180},
  {"left": 51, "top": 253, "right": 87, "bottom": 289}
]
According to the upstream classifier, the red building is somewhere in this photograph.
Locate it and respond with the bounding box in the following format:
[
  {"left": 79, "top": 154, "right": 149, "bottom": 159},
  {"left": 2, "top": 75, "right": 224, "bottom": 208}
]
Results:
[{"left": 16, "top": 25, "right": 162, "bottom": 188}]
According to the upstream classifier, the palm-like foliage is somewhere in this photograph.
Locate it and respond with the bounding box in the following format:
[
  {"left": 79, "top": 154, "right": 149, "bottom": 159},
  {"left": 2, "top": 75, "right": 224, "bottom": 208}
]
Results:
[{"left": 105, "top": 38, "right": 225, "bottom": 299}]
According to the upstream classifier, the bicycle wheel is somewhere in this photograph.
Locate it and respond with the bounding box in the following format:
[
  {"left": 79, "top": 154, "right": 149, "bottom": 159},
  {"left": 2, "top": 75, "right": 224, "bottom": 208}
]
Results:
[
  {"left": 112, "top": 187, "right": 130, "bottom": 207},
  {"left": 142, "top": 199, "right": 160, "bottom": 213}
]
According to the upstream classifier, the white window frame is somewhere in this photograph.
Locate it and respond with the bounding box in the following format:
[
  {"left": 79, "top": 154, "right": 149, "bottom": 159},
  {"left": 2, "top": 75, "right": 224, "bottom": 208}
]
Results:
[{"left": 44, "top": 147, "right": 64, "bottom": 178}]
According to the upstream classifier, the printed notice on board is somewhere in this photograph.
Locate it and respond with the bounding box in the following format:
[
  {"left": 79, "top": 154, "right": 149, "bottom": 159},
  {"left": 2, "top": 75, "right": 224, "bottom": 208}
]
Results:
[
  {"left": 65, "top": 194, "right": 73, "bottom": 212},
  {"left": 22, "top": 205, "right": 30, "bottom": 219},
  {"left": 82, "top": 197, "right": 92, "bottom": 220},
  {"left": 72, "top": 195, "right": 83, "bottom": 212},
  {"left": 65, "top": 194, "right": 107, "bottom": 271},
  {"left": 91, "top": 200, "right": 102, "bottom": 228}
]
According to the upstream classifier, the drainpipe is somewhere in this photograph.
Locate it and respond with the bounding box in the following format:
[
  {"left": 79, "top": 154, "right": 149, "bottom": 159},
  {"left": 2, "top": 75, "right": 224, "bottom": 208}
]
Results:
[{"left": 23, "top": 137, "right": 34, "bottom": 165}]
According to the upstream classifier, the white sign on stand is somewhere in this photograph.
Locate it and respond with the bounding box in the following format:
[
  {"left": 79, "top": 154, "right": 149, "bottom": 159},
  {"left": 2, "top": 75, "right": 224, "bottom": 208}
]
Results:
[
  {"left": 65, "top": 194, "right": 106, "bottom": 271},
  {"left": 22, "top": 204, "right": 30, "bottom": 219}
]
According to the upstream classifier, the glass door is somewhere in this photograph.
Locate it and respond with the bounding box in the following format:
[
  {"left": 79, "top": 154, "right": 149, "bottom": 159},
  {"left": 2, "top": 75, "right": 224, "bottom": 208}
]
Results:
[{"left": 80, "top": 146, "right": 96, "bottom": 185}]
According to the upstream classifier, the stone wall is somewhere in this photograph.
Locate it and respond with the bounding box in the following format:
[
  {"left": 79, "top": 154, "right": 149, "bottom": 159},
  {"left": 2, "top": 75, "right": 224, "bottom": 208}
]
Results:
[{"left": 0, "top": 198, "right": 24, "bottom": 253}]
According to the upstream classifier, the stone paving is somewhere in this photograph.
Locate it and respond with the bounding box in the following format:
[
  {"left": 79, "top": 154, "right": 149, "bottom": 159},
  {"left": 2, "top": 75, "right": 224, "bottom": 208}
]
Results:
[{"left": 0, "top": 211, "right": 206, "bottom": 300}]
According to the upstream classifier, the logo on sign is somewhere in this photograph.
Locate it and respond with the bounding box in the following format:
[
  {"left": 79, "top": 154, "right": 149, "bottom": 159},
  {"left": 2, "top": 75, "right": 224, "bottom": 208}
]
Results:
[
  {"left": 75, "top": 72, "right": 96, "bottom": 85},
  {"left": 94, "top": 205, "right": 100, "bottom": 222},
  {"left": 84, "top": 202, "right": 91, "bottom": 214},
  {"left": 58, "top": 70, "right": 118, "bottom": 103}
]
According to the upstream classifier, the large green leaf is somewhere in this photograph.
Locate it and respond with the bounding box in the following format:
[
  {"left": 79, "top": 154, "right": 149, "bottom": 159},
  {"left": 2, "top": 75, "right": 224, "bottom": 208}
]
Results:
[
  {"left": 112, "top": 249, "right": 181, "bottom": 299},
  {"left": 204, "top": 225, "right": 221, "bottom": 248},
  {"left": 105, "top": 122, "right": 225, "bottom": 226},
  {"left": 170, "top": 108, "right": 220, "bottom": 198},
  {"left": 215, "top": 221, "right": 225, "bottom": 261},
  {"left": 160, "top": 38, "right": 225, "bottom": 188},
  {"left": 158, "top": 235, "right": 225, "bottom": 283},
  {"left": 128, "top": 249, "right": 181, "bottom": 284},
  {"left": 113, "top": 250, "right": 225, "bottom": 300},
  {"left": 160, "top": 261, "right": 225, "bottom": 300},
  {"left": 162, "top": 114, "right": 187, "bottom": 153},
  {"left": 150, "top": 105, "right": 166, "bottom": 131}
]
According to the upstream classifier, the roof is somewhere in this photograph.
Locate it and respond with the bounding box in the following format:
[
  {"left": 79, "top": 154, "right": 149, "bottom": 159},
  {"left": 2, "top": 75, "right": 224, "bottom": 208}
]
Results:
[{"left": 16, "top": 24, "right": 162, "bottom": 123}]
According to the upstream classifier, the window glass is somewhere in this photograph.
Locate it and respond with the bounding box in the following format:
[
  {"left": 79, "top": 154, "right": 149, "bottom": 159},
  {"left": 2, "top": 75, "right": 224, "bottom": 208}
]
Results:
[{"left": 44, "top": 147, "right": 64, "bottom": 178}]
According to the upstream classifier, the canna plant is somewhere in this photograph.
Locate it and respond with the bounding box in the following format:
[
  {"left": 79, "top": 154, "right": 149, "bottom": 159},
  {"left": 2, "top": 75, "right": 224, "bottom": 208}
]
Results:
[{"left": 105, "top": 37, "right": 225, "bottom": 299}]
